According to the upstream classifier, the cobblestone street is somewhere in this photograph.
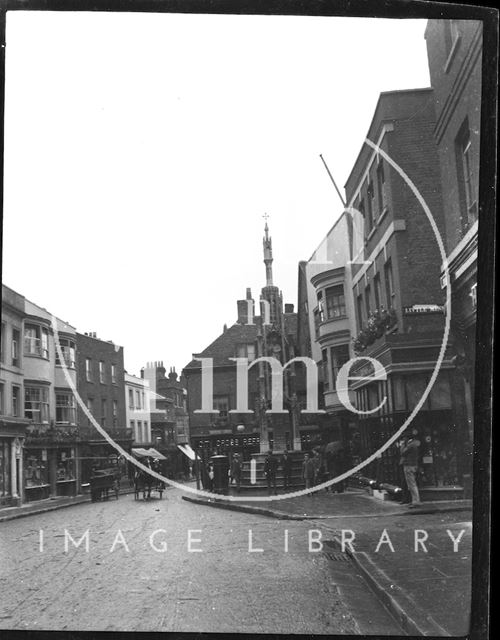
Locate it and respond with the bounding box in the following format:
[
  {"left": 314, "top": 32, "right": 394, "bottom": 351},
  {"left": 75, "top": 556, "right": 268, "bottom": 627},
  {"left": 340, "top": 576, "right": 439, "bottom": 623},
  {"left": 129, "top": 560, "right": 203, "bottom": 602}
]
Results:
[{"left": 0, "top": 488, "right": 406, "bottom": 634}]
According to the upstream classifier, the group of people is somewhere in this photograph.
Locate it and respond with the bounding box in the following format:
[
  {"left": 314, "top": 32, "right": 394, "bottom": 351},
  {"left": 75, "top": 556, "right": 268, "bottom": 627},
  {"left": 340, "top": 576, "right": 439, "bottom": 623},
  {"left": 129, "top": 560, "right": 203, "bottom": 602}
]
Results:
[
  {"left": 203, "top": 431, "right": 423, "bottom": 504},
  {"left": 262, "top": 449, "right": 293, "bottom": 495}
]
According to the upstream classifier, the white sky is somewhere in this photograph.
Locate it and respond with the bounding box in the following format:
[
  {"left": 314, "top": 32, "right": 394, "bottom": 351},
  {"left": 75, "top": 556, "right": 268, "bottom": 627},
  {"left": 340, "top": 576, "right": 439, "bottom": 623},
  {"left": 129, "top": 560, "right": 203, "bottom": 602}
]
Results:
[{"left": 2, "top": 12, "right": 430, "bottom": 376}]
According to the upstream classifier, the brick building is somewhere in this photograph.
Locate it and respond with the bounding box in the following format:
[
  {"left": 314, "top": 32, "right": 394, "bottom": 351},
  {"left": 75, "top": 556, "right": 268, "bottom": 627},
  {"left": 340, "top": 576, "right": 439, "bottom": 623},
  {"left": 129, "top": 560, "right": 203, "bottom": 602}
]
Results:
[
  {"left": 424, "top": 19, "right": 482, "bottom": 491},
  {"left": 345, "top": 88, "right": 467, "bottom": 495},
  {"left": 76, "top": 331, "right": 131, "bottom": 486}
]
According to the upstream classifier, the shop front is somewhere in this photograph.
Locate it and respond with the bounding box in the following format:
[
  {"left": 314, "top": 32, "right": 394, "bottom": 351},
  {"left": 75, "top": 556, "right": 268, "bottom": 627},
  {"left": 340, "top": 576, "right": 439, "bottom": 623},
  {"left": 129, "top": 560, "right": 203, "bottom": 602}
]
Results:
[
  {"left": 355, "top": 369, "right": 465, "bottom": 497},
  {"left": 191, "top": 431, "right": 261, "bottom": 461},
  {"left": 0, "top": 419, "right": 26, "bottom": 508},
  {"left": 23, "top": 444, "right": 78, "bottom": 502}
]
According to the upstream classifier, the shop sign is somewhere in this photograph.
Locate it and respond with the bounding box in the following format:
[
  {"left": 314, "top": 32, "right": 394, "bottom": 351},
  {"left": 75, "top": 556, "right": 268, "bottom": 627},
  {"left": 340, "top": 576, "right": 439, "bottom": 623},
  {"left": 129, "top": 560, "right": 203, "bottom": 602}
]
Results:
[{"left": 403, "top": 304, "right": 445, "bottom": 314}]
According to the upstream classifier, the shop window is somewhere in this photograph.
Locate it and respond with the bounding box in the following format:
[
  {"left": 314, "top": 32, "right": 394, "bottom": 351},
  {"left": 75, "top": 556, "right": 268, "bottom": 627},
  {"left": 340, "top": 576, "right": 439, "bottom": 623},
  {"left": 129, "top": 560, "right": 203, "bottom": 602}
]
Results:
[
  {"left": 24, "top": 324, "right": 49, "bottom": 358},
  {"left": 57, "top": 448, "right": 75, "bottom": 481},
  {"left": 325, "top": 285, "right": 346, "bottom": 318},
  {"left": 1, "top": 440, "right": 11, "bottom": 497},
  {"left": 12, "top": 328, "right": 20, "bottom": 367},
  {"left": 56, "top": 392, "right": 76, "bottom": 424},
  {"left": 25, "top": 386, "right": 50, "bottom": 423},
  {"left": 55, "top": 338, "right": 76, "bottom": 368},
  {"left": 24, "top": 450, "right": 49, "bottom": 487}
]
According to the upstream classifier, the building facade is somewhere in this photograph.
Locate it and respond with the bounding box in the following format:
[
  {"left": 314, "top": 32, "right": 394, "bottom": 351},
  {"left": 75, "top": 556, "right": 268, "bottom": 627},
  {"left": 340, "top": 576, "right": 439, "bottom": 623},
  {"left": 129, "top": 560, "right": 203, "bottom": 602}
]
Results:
[
  {"left": 125, "top": 372, "right": 152, "bottom": 447},
  {"left": 76, "top": 332, "right": 131, "bottom": 486},
  {"left": 344, "top": 88, "right": 468, "bottom": 494},
  {"left": 297, "top": 212, "right": 358, "bottom": 450},
  {"left": 424, "top": 19, "right": 482, "bottom": 493},
  {"left": 1, "top": 286, "right": 29, "bottom": 507}
]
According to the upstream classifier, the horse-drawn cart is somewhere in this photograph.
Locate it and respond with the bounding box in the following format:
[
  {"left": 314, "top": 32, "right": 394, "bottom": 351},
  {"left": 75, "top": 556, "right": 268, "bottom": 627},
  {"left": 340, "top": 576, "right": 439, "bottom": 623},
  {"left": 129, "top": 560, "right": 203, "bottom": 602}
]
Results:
[
  {"left": 132, "top": 447, "right": 167, "bottom": 501},
  {"left": 90, "top": 469, "right": 120, "bottom": 502}
]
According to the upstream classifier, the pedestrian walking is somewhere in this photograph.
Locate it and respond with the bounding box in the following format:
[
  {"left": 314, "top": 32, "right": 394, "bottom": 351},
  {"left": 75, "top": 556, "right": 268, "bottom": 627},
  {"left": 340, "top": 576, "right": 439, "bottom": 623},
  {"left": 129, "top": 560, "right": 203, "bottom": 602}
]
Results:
[
  {"left": 281, "top": 450, "right": 293, "bottom": 491},
  {"left": 302, "top": 453, "right": 316, "bottom": 497},
  {"left": 230, "top": 453, "right": 242, "bottom": 493},
  {"left": 399, "top": 429, "right": 421, "bottom": 507},
  {"left": 264, "top": 450, "right": 278, "bottom": 495}
]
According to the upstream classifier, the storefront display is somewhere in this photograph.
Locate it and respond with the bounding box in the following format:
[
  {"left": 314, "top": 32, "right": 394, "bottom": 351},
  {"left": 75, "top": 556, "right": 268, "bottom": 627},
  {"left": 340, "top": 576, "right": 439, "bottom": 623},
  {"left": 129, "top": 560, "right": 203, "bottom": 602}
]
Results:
[
  {"left": 0, "top": 440, "right": 11, "bottom": 502},
  {"left": 56, "top": 447, "right": 76, "bottom": 496},
  {"left": 24, "top": 448, "right": 50, "bottom": 501}
]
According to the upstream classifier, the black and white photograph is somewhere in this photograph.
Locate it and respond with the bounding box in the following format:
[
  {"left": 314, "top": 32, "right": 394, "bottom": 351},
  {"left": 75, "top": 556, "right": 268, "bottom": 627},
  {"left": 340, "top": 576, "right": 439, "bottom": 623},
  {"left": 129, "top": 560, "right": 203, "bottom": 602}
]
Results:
[{"left": 0, "top": 2, "right": 495, "bottom": 637}]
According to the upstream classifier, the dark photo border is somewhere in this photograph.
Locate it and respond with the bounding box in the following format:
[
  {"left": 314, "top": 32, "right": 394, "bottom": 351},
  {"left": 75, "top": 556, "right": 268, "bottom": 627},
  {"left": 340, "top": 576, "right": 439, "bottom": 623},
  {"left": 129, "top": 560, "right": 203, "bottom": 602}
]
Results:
[{"left": 0, "top": 2, "right": 496, "bottom": 640}]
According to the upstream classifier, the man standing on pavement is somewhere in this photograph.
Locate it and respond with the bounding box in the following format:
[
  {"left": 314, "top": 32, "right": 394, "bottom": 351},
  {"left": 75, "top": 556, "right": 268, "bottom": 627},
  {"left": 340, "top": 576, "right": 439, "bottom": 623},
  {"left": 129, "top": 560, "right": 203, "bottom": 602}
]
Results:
[
  {"left": 399, "top": 429, "right": 421, "bottom": 507},
  {"left": 281, "top": 449, "right": 292, "bottom": 491},
  {"left": 302, "top": 453, "right": 316, "bottom": 498},
  {"left": 264, "top": 450, "right": 278, "bottom": 495},
  {"left": 230, "top": 453, "right": 242, "bottom": 493}
]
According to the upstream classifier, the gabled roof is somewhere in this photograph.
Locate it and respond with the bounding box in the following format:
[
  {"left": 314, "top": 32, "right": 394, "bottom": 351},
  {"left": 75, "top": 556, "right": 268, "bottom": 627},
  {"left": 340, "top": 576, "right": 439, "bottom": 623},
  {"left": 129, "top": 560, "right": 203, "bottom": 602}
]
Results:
[{"left": 184, "top": 322, "right": 259, "bottom": 370}]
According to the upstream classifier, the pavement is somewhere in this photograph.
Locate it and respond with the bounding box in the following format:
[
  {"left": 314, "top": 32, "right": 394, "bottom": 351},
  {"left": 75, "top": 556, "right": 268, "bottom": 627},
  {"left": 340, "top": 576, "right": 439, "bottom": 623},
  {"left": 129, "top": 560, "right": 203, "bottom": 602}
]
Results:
[
  {"left": 182, "top": 488, "right": 472, "bottom": 636},
  {"left": 0, "top": 484, "right": 140, "bottom": 523}
]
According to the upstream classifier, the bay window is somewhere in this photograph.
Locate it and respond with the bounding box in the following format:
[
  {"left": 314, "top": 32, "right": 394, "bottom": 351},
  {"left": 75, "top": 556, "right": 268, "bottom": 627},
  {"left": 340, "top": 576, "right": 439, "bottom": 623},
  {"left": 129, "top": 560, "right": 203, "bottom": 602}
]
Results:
[
  {"left": 55, "top": 338, "right": 76, "bottom": 368},
  {"left": 325, "top": 285, "right": 346, "bottom": 318},
  {"left": 56, "top": 392, "right": 76, "bottom": 424},
  {"left": 24, "top": 324, "right": 49, "bottom": 358},
  {"left": 25, "top": 386, "right": 50, "bottom": 423}
]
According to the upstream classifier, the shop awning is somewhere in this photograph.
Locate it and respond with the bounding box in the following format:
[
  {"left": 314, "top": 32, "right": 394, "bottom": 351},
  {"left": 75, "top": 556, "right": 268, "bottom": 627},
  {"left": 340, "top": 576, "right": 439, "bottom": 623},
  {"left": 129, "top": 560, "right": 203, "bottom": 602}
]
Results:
[{"left": 131, "top": 447, "right": 167, "bottom": 460}]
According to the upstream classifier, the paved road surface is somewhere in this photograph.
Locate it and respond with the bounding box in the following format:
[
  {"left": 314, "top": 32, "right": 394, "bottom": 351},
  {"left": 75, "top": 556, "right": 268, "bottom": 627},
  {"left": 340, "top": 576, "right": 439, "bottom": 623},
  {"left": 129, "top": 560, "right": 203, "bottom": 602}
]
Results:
[{"left": 0, "top": 489, "right": 404, "bottom": 634}]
